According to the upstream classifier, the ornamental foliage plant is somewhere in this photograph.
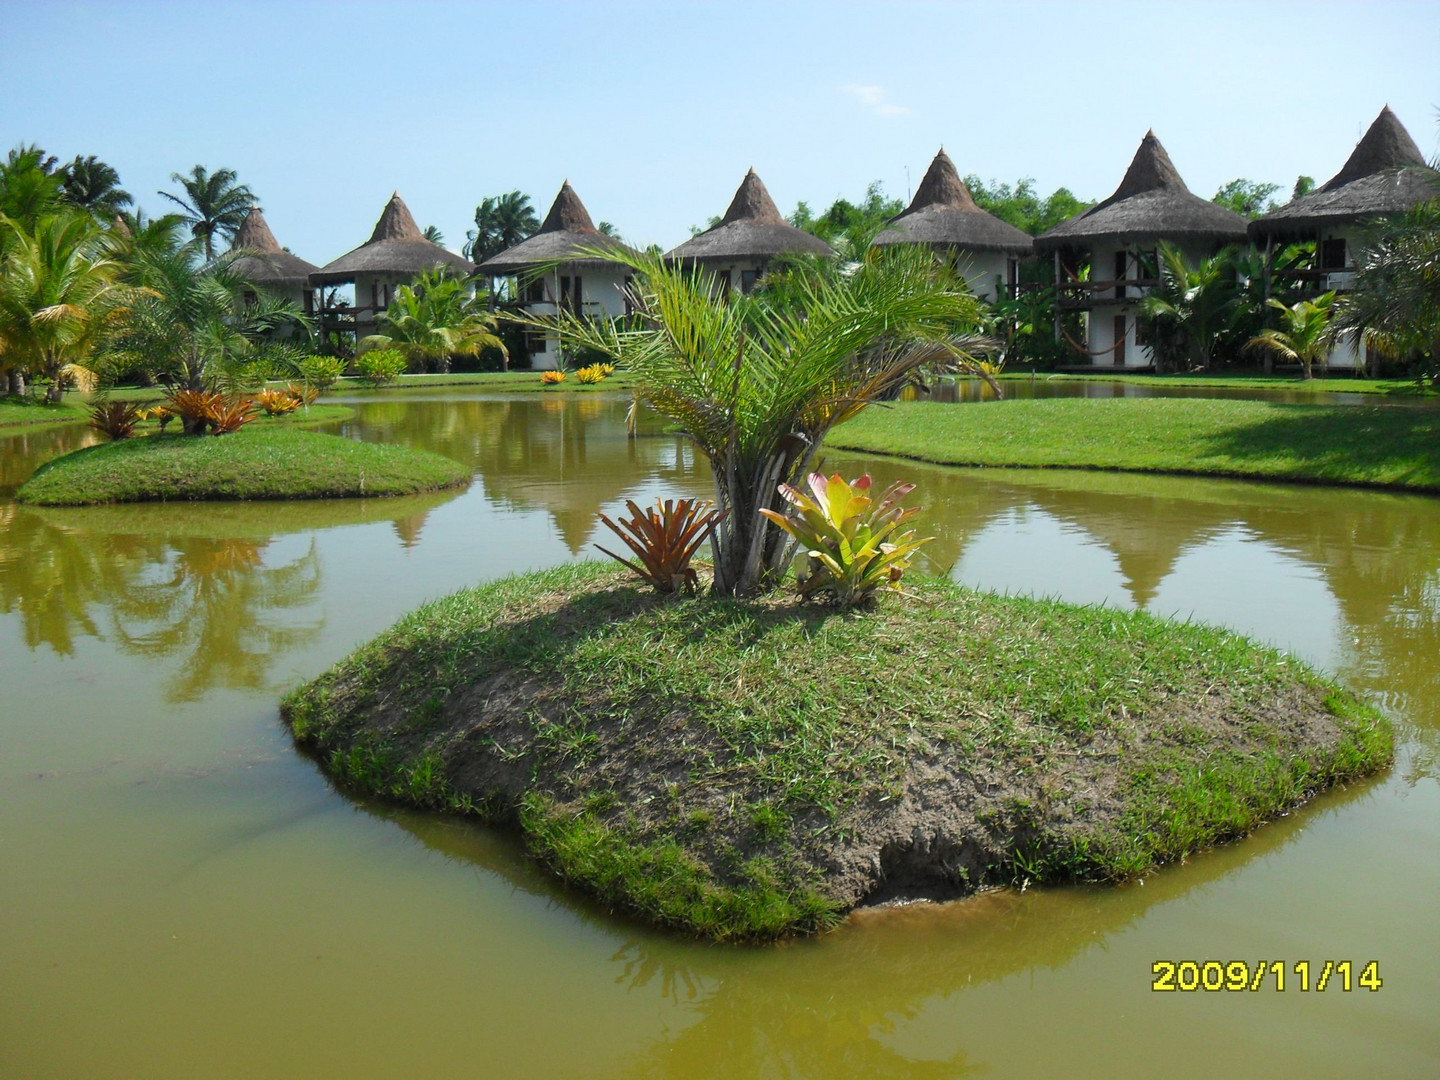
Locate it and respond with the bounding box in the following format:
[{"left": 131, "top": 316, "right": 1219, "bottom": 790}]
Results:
[
  {"left": 759, "top": 473, "right": 932, "bottom": 609},
  {"left": 595, "top": 497, "right": 727, "bottom": 595},
  {"left": 354, "top": 348, "right": 407, "bottom": 386},
  {"left": 539, "top": 244, "right": 987, "bottom": 596},
  {"left": 357, "top": 268, "right": 505, "bottom": 374}
]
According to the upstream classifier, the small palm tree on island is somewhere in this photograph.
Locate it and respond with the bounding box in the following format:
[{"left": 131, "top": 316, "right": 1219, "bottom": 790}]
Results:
[
  {"left": 159, "top": 165, "right": 257, "bottom": 260},
  {"left": 357, "top": 268, "right": 506, "bottom": 373},
  {"left": 1137, "top": 242, "right": 1238, "bottom": 372},
  {"left": 536, "top": 244, "right": 991, "bottom": 596}
]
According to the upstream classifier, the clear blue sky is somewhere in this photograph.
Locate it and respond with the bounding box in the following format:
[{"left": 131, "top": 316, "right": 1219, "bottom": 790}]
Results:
[{"left": 4, "top": 0, "right": 1437, "bottom": 262}]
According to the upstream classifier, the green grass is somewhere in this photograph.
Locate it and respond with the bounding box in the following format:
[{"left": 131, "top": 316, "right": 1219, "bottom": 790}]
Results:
[
  {"left": 828, "top": 397, "right": 1440, "bottom": 491},
  {"left": 282, "top": 562, "right": 1390, "bottom": 940},
  {"left": 998, "top": 371, "right": 1434, "bottom": 396},
  {"left": 0, "top": 398, "right": 91, "bottom": 429},
  {"left": 16, "top": 426, "right": 469, "bottom": 505}
]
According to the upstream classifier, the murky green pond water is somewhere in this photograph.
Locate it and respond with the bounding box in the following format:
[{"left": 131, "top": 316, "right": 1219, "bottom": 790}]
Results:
[{"left": 3, "top": 392, "right": 1437, "bottom": 1077}]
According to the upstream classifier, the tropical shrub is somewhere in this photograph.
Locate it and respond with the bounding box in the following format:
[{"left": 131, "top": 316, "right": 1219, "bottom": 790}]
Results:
[
  {"left": 255, "top": 388, "right": 300, "bottom": 416},
  {"left": 298, "top": 354, "right": 345, "bottom": 389},
  {"left": 541, "top": 370, "right": 566, "bottom": 385},
  {"left": 354, "top": 348, "right": 407, "bottom": 386},
  {"left": 540, "top": 245, "right": 985, "bottom": 596},
  {"left": 759, "top": 473, "right": 932, "bottom": 610},
  {"left": 208, "top": 395, "right": 257, "bottom": 435},
  {"left": 357, "top": 268, "right": 506, "bottom": 373},
  {"left": 88, "top": 401, "right": 143, "bottom": 440},
  {"left": 596, "top": 497, "right": 727, "bottom": 595}
]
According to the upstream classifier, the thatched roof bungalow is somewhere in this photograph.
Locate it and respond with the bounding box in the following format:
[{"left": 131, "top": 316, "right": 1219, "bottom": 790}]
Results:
[
  {"left": 477, "top": 181, "right": 638, "bottom": 370},
  {"left": 1036, "top": 131, "right": 1248, "bottom": 368},
  {"left": 872, "top": 149, "right": 1033, "bottom": 301},
  {"left": 228, "top": 208, "right": 318, "bottom": 313},
  {"left": 1250, "top": 107, "right": 1434, "bottom": 245},
  {"left": 1248, "top": 106, "right": 1436, "bottom": 371},
  {"left": 311, "top": 193, "right": 475, "bottom": 337},
  {"left": 665, "top": 169, "right": 834, "bottom": 293}
]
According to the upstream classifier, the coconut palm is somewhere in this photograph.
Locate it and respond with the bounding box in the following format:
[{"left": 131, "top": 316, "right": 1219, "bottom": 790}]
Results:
[
  {"left": 465, "top": 191, "right": 539, "bottom": 262},
  {"left": 0, "top": 145, "right": 64, "bottom": 230},
  {"left": 158, "top": 166, "right": 257, "bottom": 260},
  {"left": 1245, "top": 292, "right": 1338, "bottom": 379},
  {"left": 538, "top": 244, "right": 989, "bottom": 596},
  {"left": 0, "top": 210, "right": 130, "bottom": 401},
  {"left": 423, "top": 224, "right": 444, "bottom": 245},
  {"left": 357, "top": 268, "right": 505, "bottom": 373},
  {"left": 58, "top": 156, "right": 133, "bottom": 219},
  {"left": 1137, "top": 242, "right": 1238, "bottom": 372}
]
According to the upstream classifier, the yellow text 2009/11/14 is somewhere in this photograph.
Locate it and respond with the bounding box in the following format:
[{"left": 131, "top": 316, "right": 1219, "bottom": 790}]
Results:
[{"left": 1152, "top": 960, "right": 1382, "bottom": 992}]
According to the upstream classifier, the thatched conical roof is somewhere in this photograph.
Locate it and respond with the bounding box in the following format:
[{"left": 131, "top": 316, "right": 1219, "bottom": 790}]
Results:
[
  {"left": 872, "top": 149, "right": 1034, "bottom": 255},
  {"left": 476, "top": 182, "right": 635, "bottom": 276},
  {"left": 312, "top": 193, "right": 474, "bottom": 284},
  {"left": 665, "top": 169, "right": 835, "bottom": 263},
  {"left": 1036, "top": 132, "right": 1248, "bottom": 251},
  {"left": 1250, "top": 107, "right": 1438, "bottom": 241},
  {"left": 228, "top": 208, "right": 318, "bottom": 288}
]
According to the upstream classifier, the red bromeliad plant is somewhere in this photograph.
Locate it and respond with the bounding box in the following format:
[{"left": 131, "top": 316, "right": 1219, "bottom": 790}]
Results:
[
  {"left": 596, "top": 497, "right": 728, "bottom": 595},
  {"left": 88, "top": 401, "right": 144, "bottom": 440},
  {"left": 164, "top": 389, "right": 226, "bottom": 435},
  {"left": 208, "top": 395, "right": 258, "bottom": 435},
  {"left": 759, "top": 473, "right": 932, "bottom": 609}
]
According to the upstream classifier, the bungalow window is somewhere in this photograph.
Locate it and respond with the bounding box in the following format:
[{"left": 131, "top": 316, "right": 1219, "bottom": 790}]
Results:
[
  {"left": 1112, "top": 315, "right": 1127, "bottom": 366},
  {"left": 1136, "top": 249, "right": 1159, "bottom": 285},
  {"left": 714, "top": 270, "right": 732, "bottom": 298},
  {"left": 1114, "top": 250, "right": 1128, "bottom": 300},
  {"left": 242, "top": 289, "right": 257, "bottom": 308},
  {"left": 1006, "top": 259, "right": 1019, "bottom": 298},
  {"left": 740, "top": 269, "right": 760, "bottom": 294},
  {"left": 524, "top": 276, "right": 545, "bottom": 303},
  {"left": 1320, "top": 238, "right": 1348, "bottom": 270},
  {"left": 560, "top": 275, "right": 583, "bottom": 313},
  {"left": 525, "top": 331, "right": 548, "bottom": 355},
  {"left": 302, "top": 289, "right": 314, "bottom": 316}
]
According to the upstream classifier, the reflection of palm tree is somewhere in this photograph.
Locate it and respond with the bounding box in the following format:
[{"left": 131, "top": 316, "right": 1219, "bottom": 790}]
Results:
[{"left": 106, "top": 536, "right": 323, "bottom": 702}]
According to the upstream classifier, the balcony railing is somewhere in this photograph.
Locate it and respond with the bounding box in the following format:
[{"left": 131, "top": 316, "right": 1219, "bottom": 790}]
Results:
[{"left": 1056, "top": 278, "right": 1162, "bottom": 310}]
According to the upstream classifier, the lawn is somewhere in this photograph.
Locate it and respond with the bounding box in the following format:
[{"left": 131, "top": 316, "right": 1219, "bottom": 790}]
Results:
[
  {"left": 827, "top": 397, "right": 1440, "bottom": 492},
  {"left": 17, "top": 426, "right": 469, "bottom": 505}
]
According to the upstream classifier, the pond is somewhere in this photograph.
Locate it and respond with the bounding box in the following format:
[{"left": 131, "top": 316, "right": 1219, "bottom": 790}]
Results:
[{"left": 2, "top": 391, "right": 1437, "bottom": 1077}]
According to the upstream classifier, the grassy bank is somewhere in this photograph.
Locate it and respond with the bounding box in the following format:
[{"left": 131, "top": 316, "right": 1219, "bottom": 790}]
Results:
[
  {"left": 17, "top": 427, "right": 468, "bottom": 505},
  {"left": 998, "top": 371, "right": 1433, "bottom": 397},
  {"left": 282, "top": 562, "right": 1390, "bottom": 940},
  {"left": 828, "top": 398, "right": 1440, "bottom": 491}
]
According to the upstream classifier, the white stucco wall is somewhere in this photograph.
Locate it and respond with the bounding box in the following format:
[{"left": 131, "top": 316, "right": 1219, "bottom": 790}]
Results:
[
  {"left": 951, "top": 251, "right": 1012, "bottom": 303},
  {"left": 516, "top": 264, "right": 632, "bottom": 370}
]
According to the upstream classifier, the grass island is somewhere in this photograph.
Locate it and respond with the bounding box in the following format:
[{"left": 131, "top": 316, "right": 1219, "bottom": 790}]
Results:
[
  {"left": 16, "top": 426, "right": 469, "bottom": 505},
  {"left": 282, "top": 561, "right": 1391, "bottom": 941},
  {"left": 830, "top": 397, "right": 1440, "bottom": 492}
]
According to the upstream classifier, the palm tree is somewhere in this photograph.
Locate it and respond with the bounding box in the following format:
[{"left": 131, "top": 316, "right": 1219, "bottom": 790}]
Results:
[
  {"left": 1338, "top": 194, "right": 1440, "bottom": 373},
  {"left": 1245, "top": 292, "right": 1338, "bottom": 379},
  {"left": 464, "top": 191, "right": 539, "bottom": 262},
  {"left": 423, "top": 224, "right": 445, "bottom": 245},
  {"left": 357, "top": 269, "right": 505, "bottom": 373},
  {"left": 1137, "top": 242, "right": 1238, "bottom": 372},
  {"left": 0, "top": 210, "right": 129, "bottom": 401},
  {"left": 158, "top": 166, "right": 257, "bottom": 260},
  {"left": 0, "top": 145, "right": 64, "bottom": 231},
  {"left": 58, "top": 156, "right": 133, "bottom": 219},
  {"left": 540, "top": 244, "right": 988, "bottom": 596},
  {"left": 115, "top": 240, "right": 304, "bottom": 408}
]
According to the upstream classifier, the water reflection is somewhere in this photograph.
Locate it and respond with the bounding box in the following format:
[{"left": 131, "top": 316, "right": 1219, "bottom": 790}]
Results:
[
  {"left": 0, "top": 422, "right": 100, "bottom": 494},
  {"left": 0, "top": 491, "right": 461, "bottom": 698},
  {"left": 373, "top": 760, "right": 1379, "bottom": 1079},
  {"left": 340, "top": 395, "right": 709, "bottom": 553}
]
